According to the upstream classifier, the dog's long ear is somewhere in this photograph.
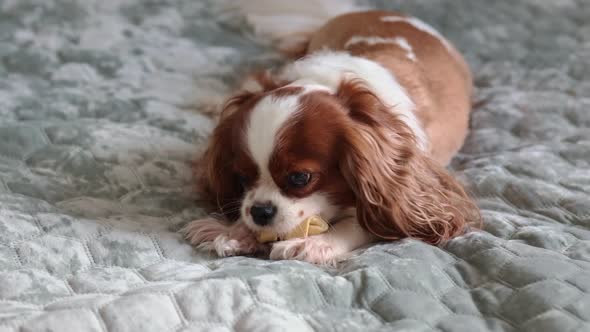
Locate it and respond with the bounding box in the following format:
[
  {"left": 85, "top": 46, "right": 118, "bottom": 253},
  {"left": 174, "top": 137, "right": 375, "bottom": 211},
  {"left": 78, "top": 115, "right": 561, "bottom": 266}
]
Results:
[
  {"left": 194, "top": 92, "right": 260, "bottom": 220},
  {"left": 337, "top": 80, "right": 479, "bottom": 244}
]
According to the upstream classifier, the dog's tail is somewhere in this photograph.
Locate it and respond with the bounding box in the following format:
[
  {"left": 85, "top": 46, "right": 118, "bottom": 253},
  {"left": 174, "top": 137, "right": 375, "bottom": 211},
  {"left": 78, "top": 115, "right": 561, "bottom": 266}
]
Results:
[{"left": 225, "top": 0, "right": 365, "bottom": 56}]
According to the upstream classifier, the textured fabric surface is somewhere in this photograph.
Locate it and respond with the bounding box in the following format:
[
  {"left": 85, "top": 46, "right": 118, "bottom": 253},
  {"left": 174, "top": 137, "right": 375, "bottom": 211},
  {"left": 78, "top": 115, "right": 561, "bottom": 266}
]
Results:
[{"left": 1, "top": 0, "right": 589, "bottom": 331}]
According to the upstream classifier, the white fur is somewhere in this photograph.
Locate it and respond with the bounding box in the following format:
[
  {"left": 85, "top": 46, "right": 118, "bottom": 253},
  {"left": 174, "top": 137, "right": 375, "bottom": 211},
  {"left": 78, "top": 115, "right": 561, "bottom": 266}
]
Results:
[
  {"left": 345, "top": 36, "right": 417, "bottom": 61},
  {"left": 246, "top": 94, "right": 300, "bottom": 177},
  {"left": 380, "top": 15, "right": 451, "bottom": 50},
  {"left": 279, "top": 51, "right": 427, "bottom": 150}
]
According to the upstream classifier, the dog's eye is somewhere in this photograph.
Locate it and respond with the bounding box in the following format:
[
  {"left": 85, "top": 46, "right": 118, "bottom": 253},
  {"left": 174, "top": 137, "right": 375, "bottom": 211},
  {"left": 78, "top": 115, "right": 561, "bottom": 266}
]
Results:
[
  {"left": 236, "top": 174, "right": 250, "bottom": 189},
  {"left": 287, "top": 172, "right": 311, "bottom": 188}
]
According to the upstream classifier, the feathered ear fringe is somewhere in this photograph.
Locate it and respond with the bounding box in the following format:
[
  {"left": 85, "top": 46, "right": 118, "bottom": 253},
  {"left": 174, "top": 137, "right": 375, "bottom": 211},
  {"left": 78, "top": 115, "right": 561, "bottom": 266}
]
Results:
[
  {"left": 194, "top": 92, "right": 260, "bottom": 221},
  {"left": 337, "top": 79, "right": 480, "bottom": 244}
]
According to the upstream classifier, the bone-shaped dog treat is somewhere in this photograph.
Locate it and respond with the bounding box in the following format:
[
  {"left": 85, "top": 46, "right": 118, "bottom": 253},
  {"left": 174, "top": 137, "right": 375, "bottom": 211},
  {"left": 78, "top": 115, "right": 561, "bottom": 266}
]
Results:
[{"left": 257, "top": 215, "right": 329, "bottom": 243}]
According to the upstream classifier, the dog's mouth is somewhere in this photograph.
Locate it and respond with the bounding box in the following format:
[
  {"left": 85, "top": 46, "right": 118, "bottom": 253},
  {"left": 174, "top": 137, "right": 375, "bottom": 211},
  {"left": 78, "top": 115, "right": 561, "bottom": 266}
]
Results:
[{"left": 255, "top": 215, "right": 330, "bottom": 243}]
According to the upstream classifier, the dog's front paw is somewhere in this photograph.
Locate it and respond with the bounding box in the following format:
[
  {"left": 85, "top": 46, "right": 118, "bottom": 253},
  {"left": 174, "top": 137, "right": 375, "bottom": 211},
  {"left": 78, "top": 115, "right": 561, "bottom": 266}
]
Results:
[
  {"left": 269, "top": 235, "right": 347, "bottom": 266},
  {"left": 210, "top": 232, "right": 268, "bottom": 257},
  {"left": 182, "top": 217, "right": 229, "bottom": 246},
  {"left": 182, "top": 218, "right": 267, "bottom": 257}
]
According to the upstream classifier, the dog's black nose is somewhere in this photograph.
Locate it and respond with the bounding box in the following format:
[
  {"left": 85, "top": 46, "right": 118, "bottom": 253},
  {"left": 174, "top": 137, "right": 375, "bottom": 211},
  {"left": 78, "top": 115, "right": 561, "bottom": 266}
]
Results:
[{"left": 250, "top": 202, "right": 277, "bottom": 226}]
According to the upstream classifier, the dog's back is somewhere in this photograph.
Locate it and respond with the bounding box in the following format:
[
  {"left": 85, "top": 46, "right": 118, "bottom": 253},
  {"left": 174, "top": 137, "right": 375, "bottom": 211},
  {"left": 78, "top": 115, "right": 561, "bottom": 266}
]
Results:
[{"left": 307, "top": 10, "right": 473, "bottom": 165}]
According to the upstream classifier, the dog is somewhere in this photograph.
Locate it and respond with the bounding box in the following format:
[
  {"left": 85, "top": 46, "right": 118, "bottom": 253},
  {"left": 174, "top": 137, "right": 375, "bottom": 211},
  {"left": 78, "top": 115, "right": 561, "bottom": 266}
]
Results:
[{"left": 183, "top": 1, "right": 479, "bottom": 265}]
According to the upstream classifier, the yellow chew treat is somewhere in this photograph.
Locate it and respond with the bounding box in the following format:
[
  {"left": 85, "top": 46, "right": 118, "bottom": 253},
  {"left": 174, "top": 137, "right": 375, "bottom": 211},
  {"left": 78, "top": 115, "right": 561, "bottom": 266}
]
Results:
[
  {"left": 257, "top": 230, "right": 279, "bottom": 243},
  {"left": 257, "top": 215, "right": 329, "bottom": 243}
]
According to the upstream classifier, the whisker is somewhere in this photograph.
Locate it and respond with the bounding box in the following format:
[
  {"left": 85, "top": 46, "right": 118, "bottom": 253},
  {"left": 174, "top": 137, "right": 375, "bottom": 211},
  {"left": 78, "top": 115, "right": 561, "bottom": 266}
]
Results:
[
  {"left": 220, "top": 208, "right": 242, "bottom": 214},
  {"left": 218, "top": 201, "right": 241, "bottom": 209},
  {"left": 216, "top": 200, "right": 243, "bottom": 211}
]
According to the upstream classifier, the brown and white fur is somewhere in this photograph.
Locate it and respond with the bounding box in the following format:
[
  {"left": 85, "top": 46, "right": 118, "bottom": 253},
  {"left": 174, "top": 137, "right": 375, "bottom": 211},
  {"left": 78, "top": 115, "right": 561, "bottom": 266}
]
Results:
[{"left": 183, "top": 3, "right": 479, "bottom": 265}]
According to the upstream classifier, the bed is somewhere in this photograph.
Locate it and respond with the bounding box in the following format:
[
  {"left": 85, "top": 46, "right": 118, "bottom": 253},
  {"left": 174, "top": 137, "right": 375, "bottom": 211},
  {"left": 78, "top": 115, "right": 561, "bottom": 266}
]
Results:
[{"left": 0, "top": 0, "right": 589, "bottom": 331}]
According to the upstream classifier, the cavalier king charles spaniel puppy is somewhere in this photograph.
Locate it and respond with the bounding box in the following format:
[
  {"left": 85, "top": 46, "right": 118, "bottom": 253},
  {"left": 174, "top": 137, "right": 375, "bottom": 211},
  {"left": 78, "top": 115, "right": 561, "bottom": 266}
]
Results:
[{"left": 183, "top": 3, "right": 479, "bottom": 265}]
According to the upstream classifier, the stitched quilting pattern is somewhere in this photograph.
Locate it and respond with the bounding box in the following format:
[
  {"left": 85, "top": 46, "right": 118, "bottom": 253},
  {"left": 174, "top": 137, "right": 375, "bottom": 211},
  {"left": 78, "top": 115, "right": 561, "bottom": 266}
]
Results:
[{"left": 0, "top": 0, "right": 589, "bottom": 331}]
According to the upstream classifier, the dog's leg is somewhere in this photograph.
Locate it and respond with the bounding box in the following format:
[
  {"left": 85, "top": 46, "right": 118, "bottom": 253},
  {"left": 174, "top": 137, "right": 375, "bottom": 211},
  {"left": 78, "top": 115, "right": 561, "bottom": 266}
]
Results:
[{"left": 183, "top": 217, "right": 268, "bottom": 257}]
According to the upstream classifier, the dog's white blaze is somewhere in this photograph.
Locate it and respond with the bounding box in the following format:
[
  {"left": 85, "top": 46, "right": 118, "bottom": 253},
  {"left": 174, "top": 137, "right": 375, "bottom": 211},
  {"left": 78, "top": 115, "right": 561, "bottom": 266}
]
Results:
[
  {"left": 380, "top": 15, "right": 451, "bottom": 50},
  {"left": 246, "top": 94, "right": 300, "bottom": 177},
  {"left": 345, "top": 36, "right": 417, "bottom": 61},
  {"left": 245, "top": 84, "right": 337, "bottom": 173}
]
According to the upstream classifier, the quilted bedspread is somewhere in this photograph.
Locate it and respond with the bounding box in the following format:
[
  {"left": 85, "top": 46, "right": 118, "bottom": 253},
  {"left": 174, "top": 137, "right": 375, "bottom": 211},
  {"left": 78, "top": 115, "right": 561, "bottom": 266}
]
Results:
[{"left": 1, "top": 0, "right": 589, "bottom": 331}]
